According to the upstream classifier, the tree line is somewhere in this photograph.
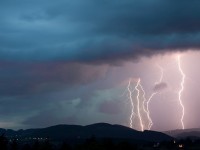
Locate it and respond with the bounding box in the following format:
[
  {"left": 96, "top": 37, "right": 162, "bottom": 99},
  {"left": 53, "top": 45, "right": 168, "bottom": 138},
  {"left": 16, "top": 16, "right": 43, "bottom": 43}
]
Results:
[{"left": 1, "top": 134, "right": 200, "bottom": 150}]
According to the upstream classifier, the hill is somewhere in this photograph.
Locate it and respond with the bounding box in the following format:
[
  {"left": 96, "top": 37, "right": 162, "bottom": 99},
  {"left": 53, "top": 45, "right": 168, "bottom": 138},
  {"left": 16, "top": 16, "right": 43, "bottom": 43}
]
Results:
[
  {"left": 164, "top": 128, "right": 200, "bottom": 139},
  {"left": 0, "top": 123, "right": 173, "bottom": 142}
]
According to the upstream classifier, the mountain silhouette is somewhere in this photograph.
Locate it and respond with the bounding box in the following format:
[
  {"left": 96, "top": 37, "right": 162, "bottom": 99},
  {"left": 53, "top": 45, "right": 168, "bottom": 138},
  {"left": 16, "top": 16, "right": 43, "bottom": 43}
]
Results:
[
  {"left": 165, "top": 128, "right": 200, "bottom": 139},
  {"left": 0, "top": 123, "right": 173, "bottom": 142}
]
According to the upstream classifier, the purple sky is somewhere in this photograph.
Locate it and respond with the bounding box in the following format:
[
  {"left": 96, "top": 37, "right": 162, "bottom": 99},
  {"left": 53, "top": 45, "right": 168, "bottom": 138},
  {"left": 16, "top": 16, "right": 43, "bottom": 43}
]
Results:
[{"left": 1, "top": 0, "right": 200, "bottom": 131}]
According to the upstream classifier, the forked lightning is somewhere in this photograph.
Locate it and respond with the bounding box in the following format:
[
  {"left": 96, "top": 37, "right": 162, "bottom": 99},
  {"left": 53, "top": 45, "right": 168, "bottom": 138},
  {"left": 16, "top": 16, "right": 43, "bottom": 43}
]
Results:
[{"left": 177, "top": 55, "right": 185, "bottom": 129}]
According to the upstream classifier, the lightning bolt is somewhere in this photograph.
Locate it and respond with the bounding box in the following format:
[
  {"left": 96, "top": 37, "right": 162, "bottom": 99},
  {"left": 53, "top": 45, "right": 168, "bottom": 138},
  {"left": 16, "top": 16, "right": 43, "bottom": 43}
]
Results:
[
  {"left": 127, "top": 79, "right": 135, "bottom": 129},
  {"left": 127, "top": 78, "right": 144, "bottom": 131},
  {"left": 125, "top": 56, "right": 186, "bottom": 130},
  {"left": 139, "top": 82, "right": 150, "bottom": 130},
  {"left": 177, "top": 55, "right": 185, "bottom": 129},
  {"left": 135, "top": 79, "right": 144, "bottom": 131},
  {"left": 145, "top": 92, "right": 156, "bottom": 129},
  {"left": 126, "top": 65, "right": 164, "bottom": 131},
  {"left": 156, "top": 64, "right": 164, "bottom": 84},
  {"left": 142, "top": 65, "right": 164, "bottom": 130},
  {"left": 128, "top": 79, "right": 153, "bottom": 131}
]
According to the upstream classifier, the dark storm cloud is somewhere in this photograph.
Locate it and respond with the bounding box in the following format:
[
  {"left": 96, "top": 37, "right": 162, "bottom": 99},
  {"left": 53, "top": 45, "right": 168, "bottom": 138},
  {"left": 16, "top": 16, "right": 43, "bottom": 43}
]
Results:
[
  {"left": 153, "top": 82, "right": 168, "bottom": 92},
  {"left": 1, "top": 0, "right": 200, "bottom": 63},
  {"left": 1, "top": 0, "right": 200, "bottom": 130},
  {"left": 0, "top": 62, "right": 108, "bottom": 96}
]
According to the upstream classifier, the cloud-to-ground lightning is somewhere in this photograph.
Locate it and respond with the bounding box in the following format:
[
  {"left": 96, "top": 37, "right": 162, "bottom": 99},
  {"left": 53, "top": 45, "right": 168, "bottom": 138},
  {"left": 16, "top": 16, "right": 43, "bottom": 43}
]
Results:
[
  {"left": 142, "top": 65, "right": 164, "bottom": 130},
  {"left": 135, "top": 78, "right": 144, "bottom": 131},
  {"left": 140, "top": 82, "right": 149, "bottom": 130},
  {"left": 145, "top": 92, "right": 156, "bottom": 129},
  {"left": 127, "top": 79, "right": 135, "bottom": 128},
  {"left": 177, "top": 55, "right": 186, "bottom": 129},
  {"left": 138, "top": 80, "right": 155, "bottom": 130},
  {"left": 126, "top": 78, "right": 144, "bottom": 131},
  {"left": 126, "top": 64, "right": 165, "bottom": 130},
  {"left": 125, "top": 55, "right": 187, "bottom": 131}
]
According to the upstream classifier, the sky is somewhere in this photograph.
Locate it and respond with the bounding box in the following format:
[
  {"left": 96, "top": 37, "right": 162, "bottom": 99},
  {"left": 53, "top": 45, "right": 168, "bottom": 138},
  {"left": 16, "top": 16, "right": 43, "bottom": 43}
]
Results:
[{"left": 1, "top": 0, "right": 200, "bottom": 131}]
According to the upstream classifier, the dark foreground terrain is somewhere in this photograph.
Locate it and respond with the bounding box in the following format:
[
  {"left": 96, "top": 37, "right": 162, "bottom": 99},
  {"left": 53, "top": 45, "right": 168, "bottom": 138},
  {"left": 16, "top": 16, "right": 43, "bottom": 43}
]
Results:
[{"left": 0, "top": 123, "right": 200, "bottom": 150}]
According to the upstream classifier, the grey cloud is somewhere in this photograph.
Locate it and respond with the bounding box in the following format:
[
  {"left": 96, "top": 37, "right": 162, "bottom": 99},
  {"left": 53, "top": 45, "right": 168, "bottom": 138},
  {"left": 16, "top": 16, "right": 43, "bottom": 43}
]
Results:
[
  {"left": 153, "top": 82, "right": 168, "bottom": 92},
  {"left": 99, "top": 100, "right": 121, "bottom": 115},
  {"left": 0, "top": 62, "right": 108, "bottom": 96}
]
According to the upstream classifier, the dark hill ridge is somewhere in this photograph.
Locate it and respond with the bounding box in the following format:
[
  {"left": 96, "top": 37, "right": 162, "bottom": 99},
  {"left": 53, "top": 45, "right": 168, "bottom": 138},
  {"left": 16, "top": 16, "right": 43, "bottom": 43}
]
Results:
[
  {"left": 0, "top": 123, "right": 173, "bottom": 142},
  {"left": 165, "top": 128, "right": 200, "bottom": 139}
]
